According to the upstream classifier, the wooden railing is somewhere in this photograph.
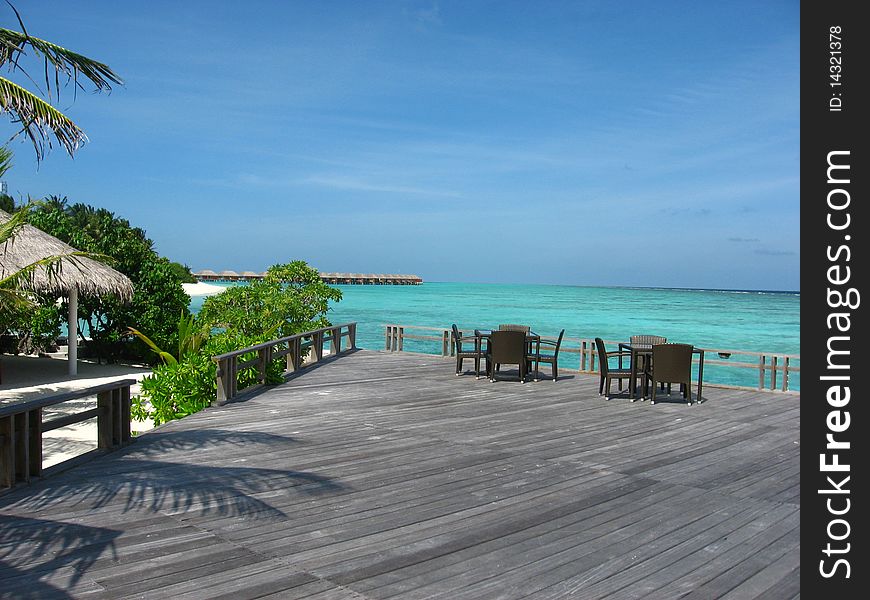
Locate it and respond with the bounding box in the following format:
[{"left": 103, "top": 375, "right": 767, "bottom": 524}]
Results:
[
  {"left": 212, "top": 322, "right": 357, "bottom": 404},
  {"left": 382, "top": 324, "right": 800, "bottom": 393},
  {"left": 0, "top": 379, "right": 135, "bottom": 492}
]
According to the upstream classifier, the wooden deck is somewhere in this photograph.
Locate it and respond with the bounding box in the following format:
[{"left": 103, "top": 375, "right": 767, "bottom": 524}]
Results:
[{"left": 0, "top": 350, "right": 800, "bottom": 599}]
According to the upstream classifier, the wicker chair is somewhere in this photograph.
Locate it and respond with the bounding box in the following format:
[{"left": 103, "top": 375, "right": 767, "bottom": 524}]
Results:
[
  {"left": 498, "top": 324, "right": 530, "bottom": 332},
  {"left": 646, "top": 343, "right": 694, "bottom": 405},
  {"left": 630, "top": 335, "right": 666, "bottom": 390},
  {"left": 595, "top": 337, "right": 641, "bottom": 399},
  {"left": 487, "top": 330, "right": 528, "bottom": 382},
  {"left": 528, "top": 329, "right": 565, "bottom": 382},
  {"left": 451, "top": 324, "right": 485, "bottom": 379}
]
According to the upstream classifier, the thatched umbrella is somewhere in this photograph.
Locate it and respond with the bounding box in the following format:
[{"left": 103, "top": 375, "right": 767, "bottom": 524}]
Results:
[{"left": 0, "top": 210, "right": 133, "bottom": 375}]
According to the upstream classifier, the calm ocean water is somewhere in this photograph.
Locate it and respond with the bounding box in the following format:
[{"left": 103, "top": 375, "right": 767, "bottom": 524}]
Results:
[{"left": 189, "top": 282, "right": 800, "bottom": 390}]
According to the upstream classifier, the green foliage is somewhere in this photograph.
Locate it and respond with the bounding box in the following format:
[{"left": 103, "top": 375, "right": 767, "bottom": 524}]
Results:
[
  {"left": 129, "top": 312, "right": 209, "bottom": 365},
  {"left": 198, "top": 261, "right": 342, "bottom": 338},
  {"left": 0, "top": 194, "right": 14, "bottom": 212},
  {"left": 134, "top": 352, "right": 215, "bottom": 426},
  {"left": 168, "top": 261, "right": 197, "bottom": 284},
  {"left": 28, "top": 198, "right": 190, "bottom": 363},
  {"left": 0, "top": 293, "right": 63, "bottom": 353},
  {"left": 133, "top": 329, "right": 284, "bottom": 425}
]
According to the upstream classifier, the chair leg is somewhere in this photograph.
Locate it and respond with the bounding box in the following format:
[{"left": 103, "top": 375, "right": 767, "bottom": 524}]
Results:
[
  {"left": 474, "top": 356, "right": 480, "bottom": 379},
  {"left": 599, "top": 374, "right": 605, "bottom": 395},
  {"left": 456, "top": 356, "right": 462, "bottom": 375},
  {"left": 552, "top": 360, "right": 558, "bottom": 382},
  {"left": 686, "top": 381, "right": 692, "bottom": 405},
  {"left": 650, "top": 380, "right": 658, "bottom": 404},
  {"left": 605, "top": 377, "right": 612, "bottom": 399}
]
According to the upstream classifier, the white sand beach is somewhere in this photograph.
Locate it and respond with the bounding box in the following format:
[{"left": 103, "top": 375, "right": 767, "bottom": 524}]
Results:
[{"left": 182, "top": 281, "right": 227, "bottom": 296}]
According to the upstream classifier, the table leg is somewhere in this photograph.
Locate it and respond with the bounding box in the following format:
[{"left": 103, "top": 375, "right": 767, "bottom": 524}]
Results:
[{"left": 697, "top": 350, "right": 704, "bottom": 401}]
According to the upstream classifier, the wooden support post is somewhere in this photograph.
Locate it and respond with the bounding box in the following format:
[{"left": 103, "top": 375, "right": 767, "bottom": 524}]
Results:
[
  {"left": 758, "top": 355, "right": 766, "bottom": 390},
  {"left": 312, "top": 332, "right": 323, "bottom": 362},
  {"left": 0, "top": 415, "right": 13, "bottom": 488},
  {"left": 783, "top": 357, "right": 790, "bottom": 391},
  {"left": 28, "top": 408, "right": 42, "bottom": 479},
  {"left": 331, "top": 327, "right": 340, "bottom": 355},
  {"left": 442, "top": 330, "right": 449, "bottom": 356},
  {"left": 770, "top": 355, "right": 778, "bottom": 391},
  {"left": 215, "top": 357, "right": 232, "bottom": 404},
  {"left": 385, "top": 326, "right": 392, "bottom": 351},
  {"left": 97, "top": 391, "right": 113, "bottom": 450},
  {"left": 348, "top": 323, "right": 357, "bottom": 350},
  {"left": 120, "top": 386, "right": 132, "bottom": 445},
  {"left": 14, "top": 412, "right": 29, "bottom": 484},
  {"left": 398, "top": 327, "right": 404, "bottom": 352}
]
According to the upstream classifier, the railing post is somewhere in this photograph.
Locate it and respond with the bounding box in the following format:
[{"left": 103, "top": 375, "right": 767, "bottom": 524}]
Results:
[
  {"left": 258, "top": 346, "right": 270, "bottom": 385},
  {"left": 13, "top": 412, "right": 29, "bottom": 484},
  {"left": 783, "top": 357, "right": 790, "bottom": 391},
  {"left": 770, "top": 355, "right": 778, "bottom": 391},
  {"left": 398, "top": 326, "right": 404, "bottom": 352},
  {"left": 215, "top": 357, "right": 232, "bottom": 404},
  {"left": 28, "top": 408, "right": 42, "bottom": 479},
  {"left": 385, "top": 325, "right": 392, "bottom": 351},
  {"left": 758, "top": 355, "right": 766, "bottom": 391},
  {"left": 442, "top": 330, "right": 449, "bottom": 356},
  {"left": 348, "top": 323, "right": 357, "bottom": 350},
  {"left": 120, "top": 385, "right": 132, "bottom": 445},
  {"left": 97, "top": 390, "right": 113, "bottom": 450},
  {"left": 331, "top": 326, "right": 340, "bottom": 354},
  {"left": 0, "top": 415, "right": 13, "bottom": 488},
  {"left": 313, "top": 331, "right": 324, "bottom": 362}
]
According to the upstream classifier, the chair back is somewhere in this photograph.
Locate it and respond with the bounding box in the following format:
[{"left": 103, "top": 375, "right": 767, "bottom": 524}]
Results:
[
  {"left": 451, "top": 324, "right": 464, "bottom": 352},
  {"left": 552, "top": 329, "right": 565, "bottom": 352},
  {"left": 499, "top": 324, "right": 530, "bottom": 332},
  {"left": 490, "top": 330, "right": 526, "bottom": 364},
  {"left": 594, "top": 337, "right": 610, "bottom": 375},
  {"left": 651, "top": 343, "right": 693, "bottom": 381},
  {"left": 631, "top": 334, "right": 667, "bottom": 347}
]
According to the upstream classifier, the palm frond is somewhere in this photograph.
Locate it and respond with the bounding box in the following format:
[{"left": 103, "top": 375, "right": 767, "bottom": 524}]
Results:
[
  {"left": 0, "top": 27, "right": 123, "bottom": 94},
  {"left": 0, "top": 77, "right": 86, "bottom": 159}
]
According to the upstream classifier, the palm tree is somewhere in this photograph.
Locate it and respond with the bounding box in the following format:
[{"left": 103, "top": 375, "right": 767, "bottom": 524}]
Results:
[{"left": 1, "top": 3, "right": 122, "bottom": 161}]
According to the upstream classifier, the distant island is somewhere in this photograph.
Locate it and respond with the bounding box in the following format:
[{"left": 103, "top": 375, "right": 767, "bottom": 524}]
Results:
[{"left": 194, "top": 270, "right": 422, "bottom": 285}]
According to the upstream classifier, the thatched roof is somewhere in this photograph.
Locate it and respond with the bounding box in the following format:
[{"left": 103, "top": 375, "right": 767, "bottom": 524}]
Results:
[{"left": 0, "top": 210, "right": 134, "bottom": 301}]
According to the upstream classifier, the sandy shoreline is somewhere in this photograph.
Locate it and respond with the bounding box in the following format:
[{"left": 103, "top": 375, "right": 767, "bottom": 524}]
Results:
[{"left": 182, "top": 281, "right": 227, "bottom": 296}]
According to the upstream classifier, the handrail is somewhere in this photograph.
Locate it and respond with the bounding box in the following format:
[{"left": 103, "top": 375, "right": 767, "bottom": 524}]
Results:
[
  {"left": 1, "top": 379, "right": 135, "bottom": 492},
  {"left": 382, "top": 324, "right": 800, "bottom": 393},
  {"left": 212, "top": 322, "right": 357, "bottom": 404}
]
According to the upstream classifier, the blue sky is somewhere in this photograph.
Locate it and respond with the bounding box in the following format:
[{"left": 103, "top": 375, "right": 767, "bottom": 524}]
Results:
[{"left": 7, "top": 1, "right": 799, "bottom": 290}]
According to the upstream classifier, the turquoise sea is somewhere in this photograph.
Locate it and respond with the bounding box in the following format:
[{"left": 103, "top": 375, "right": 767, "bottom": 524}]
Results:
[{"left": 190, "top": 282, "right": 800, "bottom": 391}]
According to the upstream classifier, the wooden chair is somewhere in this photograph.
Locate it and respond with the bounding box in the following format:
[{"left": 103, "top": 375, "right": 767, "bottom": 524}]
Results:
[
  {"left": 451, "top": 324, "right": 485, "bottom": 379},
  {"left": 528, "top": 329, "right": 565, "bottom": 382},
  {"left": 594, "top": 337, "right": 641, "bottom": 399},
  {"left": 487, "top": 330, "right": 527, "bottom": 382},
  {"left": 646, "top": 343, "right": 694, "bottom": 405}
]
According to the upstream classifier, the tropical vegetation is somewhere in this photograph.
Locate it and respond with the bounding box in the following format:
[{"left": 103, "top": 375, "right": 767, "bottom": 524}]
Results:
[
  {"left": 27, "top": 198, "right": 190, "bottom": 362},
  {"left": 132, "top": 261, "right": 341, "bottom": 425}
]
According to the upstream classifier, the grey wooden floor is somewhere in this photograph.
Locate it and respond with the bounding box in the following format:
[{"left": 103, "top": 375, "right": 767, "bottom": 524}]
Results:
[{"left": 0, "top": 350, "right": 800, "bottom": 599}]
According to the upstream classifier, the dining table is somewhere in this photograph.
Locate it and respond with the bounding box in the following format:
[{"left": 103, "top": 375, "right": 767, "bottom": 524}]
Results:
[{"left": 618, "top": 342, "right": 706, "bottom": 401}]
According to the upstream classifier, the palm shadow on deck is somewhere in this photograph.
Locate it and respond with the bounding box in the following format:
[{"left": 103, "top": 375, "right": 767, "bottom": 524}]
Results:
[
  {"left": 7, "top": 429, "right": 349, "bottom": 518},
  {"left": 1, "top": 515, "right": 122, "bottom": 599}
]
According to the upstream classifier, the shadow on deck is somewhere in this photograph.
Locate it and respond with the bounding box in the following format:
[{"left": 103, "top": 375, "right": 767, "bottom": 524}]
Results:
[{"left": 0, "top": 350, "right": 800, "bottom": 599}]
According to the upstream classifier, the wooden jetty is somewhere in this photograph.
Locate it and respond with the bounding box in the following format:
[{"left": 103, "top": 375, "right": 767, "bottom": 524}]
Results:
[
  {"left": 0, "top": 350, "right": 799, "bottom": 598},
  {"left": 195, "top": 270, "right": 423, "bottom": 285}
]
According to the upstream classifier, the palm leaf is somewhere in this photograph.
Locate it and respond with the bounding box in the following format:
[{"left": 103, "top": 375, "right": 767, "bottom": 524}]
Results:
[
  {"left": 0, "top": 28, "right": 123, "bottom": 94},
  {"left": 128, "top": 326, "right": 178, "bottom": 366},
  {"left": 0, "top": 77, "right": 86, "bottom": 159}
]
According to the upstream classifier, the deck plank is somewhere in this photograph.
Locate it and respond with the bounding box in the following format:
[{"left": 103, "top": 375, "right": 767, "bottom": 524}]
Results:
[{"left": 0, "top": 350, "right": 800, "bottom": 598}]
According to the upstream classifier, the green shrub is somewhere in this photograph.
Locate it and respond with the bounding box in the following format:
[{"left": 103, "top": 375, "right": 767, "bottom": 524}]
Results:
[{"left": 133, "top": 331, "right": 286, "bottom": 425}]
